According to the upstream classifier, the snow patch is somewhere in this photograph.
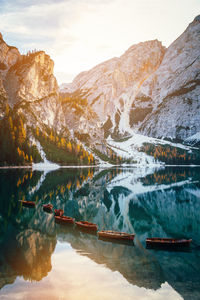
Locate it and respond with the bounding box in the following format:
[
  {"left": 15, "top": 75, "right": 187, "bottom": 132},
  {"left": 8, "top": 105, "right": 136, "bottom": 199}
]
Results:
[
  {"left": 107, "top": 133, "right": 197, "bottom": 165},
  {"left": 32, "top": 140, "right": 60, "bottom": 171},
  {"left": 185, "top": 131, "right": 200, "bottom": 145}
]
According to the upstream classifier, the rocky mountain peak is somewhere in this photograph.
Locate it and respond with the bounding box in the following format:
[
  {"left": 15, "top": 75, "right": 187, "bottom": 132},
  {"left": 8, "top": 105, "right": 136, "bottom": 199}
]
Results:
[
  {"left": 138, "top": 15, "right": 200, "bottom": 141},
  {"left": 59, "top": 15, "right": 200, "bottom": 143},
  {"left": 0, "top": 35, "right": 59, "bottom": 136},
  {"left": 60, "top": 39, "right": 166, "bottom": 129},
  {"left": 28, "top": 51, "right": 54, "bottom": 75},
  {"left": 192, "top": 15, "right": 200, "bottom": 23},
  {"left": 4, "top": 49, "right": 58, "bottom": 107},
  {"left": 0, "top": 34, "right": 20, "bottom": 74}
]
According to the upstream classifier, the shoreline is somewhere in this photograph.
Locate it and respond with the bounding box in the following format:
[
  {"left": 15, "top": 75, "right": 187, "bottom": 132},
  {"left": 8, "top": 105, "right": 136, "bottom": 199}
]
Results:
[{"left": 0, "top": 164, "right": 200, "bottom": 170}]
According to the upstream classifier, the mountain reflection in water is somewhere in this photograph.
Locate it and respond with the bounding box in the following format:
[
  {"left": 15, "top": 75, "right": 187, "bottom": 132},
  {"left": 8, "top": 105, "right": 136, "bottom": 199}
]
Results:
[{"left": 0, "top": 166, "right": 200, "bottom": 300}]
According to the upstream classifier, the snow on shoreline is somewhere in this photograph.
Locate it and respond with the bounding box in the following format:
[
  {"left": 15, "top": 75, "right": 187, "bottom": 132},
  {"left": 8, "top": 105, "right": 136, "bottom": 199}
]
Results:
[
  {"left": 1, "top": 163, "right": 200, "bottom": 170},
  {"left": 32, "top": 140, "right": 60, "bottom": 171},
  {"left": 107, "top": 132, "right": 198, "bottom": 165},
  {"left": 0, "top": 133, "right": 199, "bottom": 171}
]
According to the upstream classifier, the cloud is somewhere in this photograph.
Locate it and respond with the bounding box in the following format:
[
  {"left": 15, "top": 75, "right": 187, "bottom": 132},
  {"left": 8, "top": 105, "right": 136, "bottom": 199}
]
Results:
[{"left": 0, "top": 0, "right": 200, "bottom": 84}]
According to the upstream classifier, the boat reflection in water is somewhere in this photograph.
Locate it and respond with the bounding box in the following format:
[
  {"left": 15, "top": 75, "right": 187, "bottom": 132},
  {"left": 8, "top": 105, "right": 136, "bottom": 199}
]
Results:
[{"left": 0, "top": 166, "right": 200, "bottom": 299}]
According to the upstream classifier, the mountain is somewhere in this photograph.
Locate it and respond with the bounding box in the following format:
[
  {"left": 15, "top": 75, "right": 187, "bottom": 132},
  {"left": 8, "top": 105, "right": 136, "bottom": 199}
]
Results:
[
  {"left": 0, "top": 33, "right": 59, "bottom": 129},
  {"left": 139, "top": 15, "right": 200, "bottom": 141},
  {"left": 60, "top": 40, "right": 166, "bottom": 138},
  {"left": 61, "top": 15, "right": 200, "bottom": 144},
  {"left": 0, "top": 32, "right": 20, "bottom": 117},
  {"left": 0, "top": 35, "right": 97, "bottom": 166},
  {"left": 0, "top": 15, "right": 200, "bottom": 166}
]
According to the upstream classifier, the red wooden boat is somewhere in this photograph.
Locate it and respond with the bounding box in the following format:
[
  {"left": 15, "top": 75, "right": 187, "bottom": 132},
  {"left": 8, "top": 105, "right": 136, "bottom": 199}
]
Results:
[
  {"left": 146, "top": 238, "right": 192, "bottom": 249},
  {"left": 43, "top": 204, "right": 53, "bottom": 213},
  {"left": 19, "top": 200, "right": 35, "bottom": 208},
  {"left": 55, "top": 215, "right": 75, "bottom": 225},
  {"left": 75, "top": 221, "right": 98, "bottom": 232},
  {"left": 54, "top": 209, "right": 64, "bottom": 216},
  {"left": 98, "top": 230, "right": 135, "bottom": 241}
]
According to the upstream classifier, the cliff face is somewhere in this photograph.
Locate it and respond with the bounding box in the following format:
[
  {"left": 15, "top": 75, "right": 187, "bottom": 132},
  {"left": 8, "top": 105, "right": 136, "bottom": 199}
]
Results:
[
  {"left": 0, "top": 33, "right": 20, "bottom": 72},
  {"left": 61, "top": 15, "right": 200, "bottom": 143},
  {"left": 0, "top": 35, "right": 103, "bottom": 144},
  {"left": 0, "top": 35, "right": 67, "bottom": 141},
  {"left": 138, "top": 15, "right": 200, "bottom": 141},
  {"left": 4, "top": 51, "right": 61, "bottom": 132},
  {"left": 0, "top": 34, "right": 20, "bottom": 116},
  {"left": 1, "top": 15, "right": 200, "bottom": 165},
  {"left": 5, "top": 51, "right": 57, "bottom": 105},
  {"left": 60, "top": 40, "right": 166, "bottom": 136}
]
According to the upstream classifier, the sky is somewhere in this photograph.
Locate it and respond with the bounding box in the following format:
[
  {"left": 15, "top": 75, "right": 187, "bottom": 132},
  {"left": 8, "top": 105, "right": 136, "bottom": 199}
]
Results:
[{"left": 0, "top": 0, "right": 199, "bottom": 84}]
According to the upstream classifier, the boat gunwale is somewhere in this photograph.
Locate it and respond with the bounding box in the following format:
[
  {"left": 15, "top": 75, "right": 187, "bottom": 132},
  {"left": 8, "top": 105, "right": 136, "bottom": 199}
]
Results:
[
  {"left": 55, "top": 215, "right": 75, "bottom": 223},
  {"left": 75, "top": 221, "right": 98, "bottom": 228},
  {"left": 146, "top": 238, "right": 192, "bottom": 244},
  {"left": 98, "top": 230, "right": 135, "bottom": 239}
]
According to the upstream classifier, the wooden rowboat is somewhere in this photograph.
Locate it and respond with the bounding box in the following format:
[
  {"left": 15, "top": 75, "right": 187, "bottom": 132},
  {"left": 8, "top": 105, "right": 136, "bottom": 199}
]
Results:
[
  {"left": 19, "top": 200, "right": 35, "bottom": 208},
  {"left": 75, "top": 221, "right": 98, "bottom": 232},
  {"left": 146, "top": 238, "right": 192, "bottom": 249},
  {"left": 98, "top": 230, "right": 135, "bottom": 241},
  {"left": 43, "top": 204, "right": 53, "bottom": 213},
  {"left": 54, "top": 209, "right": 64, "bottom": 216},
  {"left": 55, "top": 215, "right": 75, "bottom": 225}
]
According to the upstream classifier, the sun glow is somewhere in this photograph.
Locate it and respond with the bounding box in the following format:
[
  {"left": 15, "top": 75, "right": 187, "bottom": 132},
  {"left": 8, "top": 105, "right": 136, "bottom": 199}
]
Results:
[
  {"left": 0, "top": 0, "right": 200, "bottom": 83},
  {"left": 0, "top": 242, "right": 183, "bottom": 300}
]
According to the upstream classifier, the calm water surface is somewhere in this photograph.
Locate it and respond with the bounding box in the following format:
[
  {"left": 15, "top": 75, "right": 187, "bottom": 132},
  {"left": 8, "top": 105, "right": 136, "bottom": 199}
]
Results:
[{"left": 0, "top": 166, "right": 200, "bottom": 300}]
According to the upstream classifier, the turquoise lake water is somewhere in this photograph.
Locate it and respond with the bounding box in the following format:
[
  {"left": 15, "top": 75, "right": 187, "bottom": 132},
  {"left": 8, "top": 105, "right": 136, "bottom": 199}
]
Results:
[{"left": 0, "top": 166, "right": 199, "bottom": 300}]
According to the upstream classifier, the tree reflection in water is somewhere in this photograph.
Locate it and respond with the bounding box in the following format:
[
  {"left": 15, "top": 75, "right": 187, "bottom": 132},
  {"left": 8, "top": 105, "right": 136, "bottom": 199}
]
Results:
[{"left": 0, "top": 166, "right": 200, "bottom": 299}]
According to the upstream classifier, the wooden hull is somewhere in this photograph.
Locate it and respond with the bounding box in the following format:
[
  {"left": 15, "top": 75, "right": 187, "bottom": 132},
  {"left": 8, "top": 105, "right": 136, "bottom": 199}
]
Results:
[
  {"left": 20, "top": 200, "right": 35, "bottom": 208},
  {"left": 98, "top": 231, "right": 135, "bottom": 241},
  {"left": 43, "top": 204, "right": 53, "bottom": 213},
  {"left": 146, "top": 238, "right": 192, "bottom": 249},
  {"left": 55, "top": 216, "right": 75, "bottom": 225},
  {"left": 75, "top": 221, "right": 98, "bottom": 232}
]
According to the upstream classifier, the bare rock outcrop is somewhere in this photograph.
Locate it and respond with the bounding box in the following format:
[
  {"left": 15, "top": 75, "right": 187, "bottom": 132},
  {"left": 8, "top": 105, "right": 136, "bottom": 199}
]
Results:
[
  {"left": 138, "top": 15, "right": 200, "bottom": 141},
  {"left": 60, "top": 15, "right": 200, "bottom": 143},
  {"left": 60, "top": 40, "right": 166, "bottom": 131}
]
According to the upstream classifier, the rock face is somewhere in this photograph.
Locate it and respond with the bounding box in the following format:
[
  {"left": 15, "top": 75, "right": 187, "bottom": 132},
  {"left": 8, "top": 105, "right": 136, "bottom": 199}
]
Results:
[
  {"left": 1, "top": 14, "right": 200, "bottom": 163},
  {"left": 0, "top": 35, "right": 20, "bottom": 116},
  {"left": 59, "top": 91, "right": 103, "bottom": 142},
  {"left": 61, "top": 15, "right": 200, "bottom": 143},
  {"left": 5, "top": 51, "right": 57, "bottom": 106},
  {"left": 138, "top": 15, "right": 200, "bottom": 141},
  {"left": 0, "top": 34, "right": 103, "bottom": 143},
  {"left": 0, "top": 35, "right": 65, "bottom": 137},
  {"left": 60, "top": 40, "right": 166, "bottom": 136},
  {"left": 0, "top": 34, "right": 19, "bottom": 72},
  {"left": 3, "top": 50, "right": 61, "bottom": 131}
]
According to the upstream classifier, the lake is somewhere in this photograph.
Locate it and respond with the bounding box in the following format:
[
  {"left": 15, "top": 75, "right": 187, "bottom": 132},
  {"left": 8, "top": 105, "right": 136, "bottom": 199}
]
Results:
[{"left": 0, "top": 166, "right": 200, "bottom": 300}]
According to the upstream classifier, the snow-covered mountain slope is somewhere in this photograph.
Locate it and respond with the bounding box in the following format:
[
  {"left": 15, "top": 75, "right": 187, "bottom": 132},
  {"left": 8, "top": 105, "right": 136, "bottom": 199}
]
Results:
[
  {"left": 185, "top": 131, "right": 200, "bottom": 146},
  {"left": 107, "top": 133, "right": 197, "bottom": 165}
]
